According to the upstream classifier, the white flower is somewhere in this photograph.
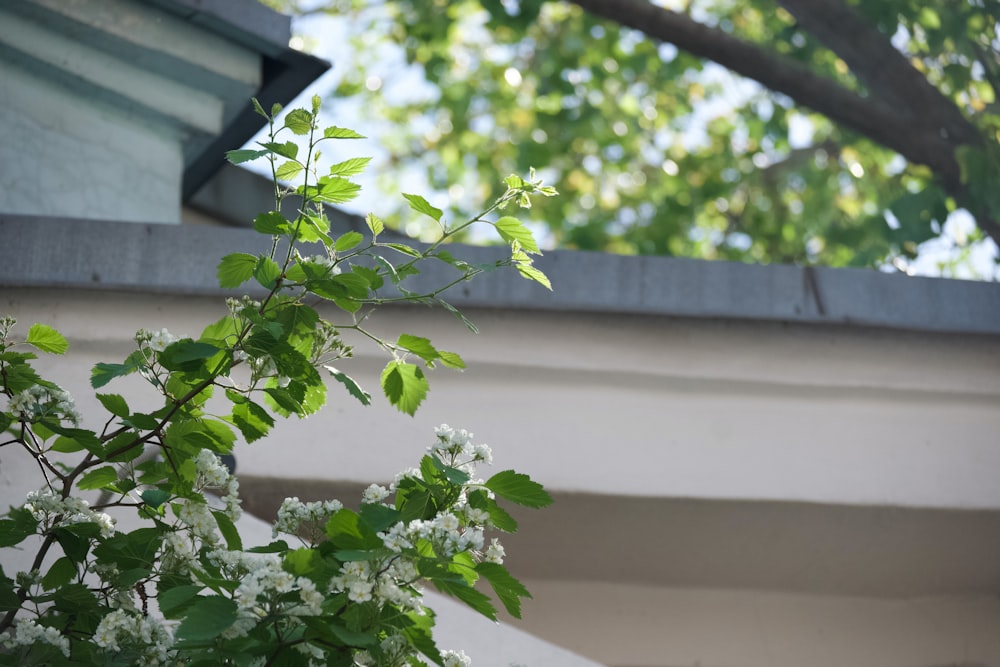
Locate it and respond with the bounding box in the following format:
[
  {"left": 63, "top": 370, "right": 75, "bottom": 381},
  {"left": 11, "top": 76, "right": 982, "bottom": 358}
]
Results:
[
  {"left": 273, "top": 497, "right": 343, "bottom": 537},
  {"left": 464, "top": 506, "right": 490, "bottom": 525},
  {"left": 24, "top": 489, "right": 115, "bottom": 537},
  {"left": 176, "top": 500, "right": 219, "bottom": 543},
  {"left": 7, "top": 385, "right": 81, "bottom": 425},
  {"left": 472, "top": 443, "right": 493, "bottom": 464},
  {"left": 149, "top": 328, "right": 177, "bottom": 352},
  {"left": 435, "top": 513, "right": 460, "bottom": 532},
  {"left": 379, "top": 522, "right": 412, "bottom": 552},
  {"left": 362, "top": 483, "right": 390, "bottom": 504},
  {"left": 93, "top": 609, "right": 173, "bottom": 665},
  {"left": 2, "top": 618, "right": 70, "bottom": 657},
  {"left": 442, "top": 649, "right": 472, "bottom": 667},
  {"left": 484, "top": 538, "right": 506, "bottom": 565},
  {"left": 192, "top": 449, "right": 242, "bottom": 521}
]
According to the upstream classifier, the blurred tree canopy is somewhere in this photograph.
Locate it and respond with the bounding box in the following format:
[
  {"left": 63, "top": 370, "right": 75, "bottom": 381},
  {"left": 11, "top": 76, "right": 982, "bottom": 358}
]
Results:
[{"left": 265, "top": 0, "right": 1000, "bottom": 273}]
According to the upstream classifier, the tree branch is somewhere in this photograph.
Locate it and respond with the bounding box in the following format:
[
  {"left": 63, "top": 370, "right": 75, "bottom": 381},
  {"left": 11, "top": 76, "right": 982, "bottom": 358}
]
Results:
[
  {"left": 775, "top": 0, "right": 980, "bottom": 146},
  {"left": 564, "top": 0, "right": 1000, "bottom": 246}
]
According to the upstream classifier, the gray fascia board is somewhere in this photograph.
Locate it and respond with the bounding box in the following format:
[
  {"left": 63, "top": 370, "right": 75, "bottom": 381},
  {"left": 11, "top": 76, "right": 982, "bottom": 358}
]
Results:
[
  {"left": 140, "top": 0, "right": 331, "bottom": 199},
  {"left": 144, "top": 0, "right": 291, "bottom": 53},
  {"left": 2, "top": 215, "right": 999, "bottom": 337},
  {"left": 181, "top": 48, "right": 329, "bottom": 199}
]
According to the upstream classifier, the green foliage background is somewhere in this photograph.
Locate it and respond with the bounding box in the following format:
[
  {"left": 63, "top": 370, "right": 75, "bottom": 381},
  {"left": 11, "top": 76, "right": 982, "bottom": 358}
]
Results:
[{"left": 264, "top": 0, "right": 1000, "bottom": 277}]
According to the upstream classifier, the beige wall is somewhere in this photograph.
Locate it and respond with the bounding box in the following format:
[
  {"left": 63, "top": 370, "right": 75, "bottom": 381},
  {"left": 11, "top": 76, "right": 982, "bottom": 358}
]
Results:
[{"left": 4, "top": 286, "right": 1000, "bottom": 666}]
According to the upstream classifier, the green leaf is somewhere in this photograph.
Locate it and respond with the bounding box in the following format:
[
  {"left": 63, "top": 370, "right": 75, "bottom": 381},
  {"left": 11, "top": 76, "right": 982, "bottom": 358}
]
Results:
[
  {"left": 51, "top": 429, "right": 103, "bottom": 456},
  {"left": 329, "top": 156, "right": 372, "bottom": 177},
  {"left": 41, "top": 556, "right": 77, "bottom": 591},
  {"left": 230, "top": 400, "right": 274, "bottom": 443},
  {"left": 247, "top": 540, "right": 290, "bottom": 554},
  {"left": 92, "top": 527, "right": 161, "bottom": 571},
  {"left": 365, "top": 212, "right": 384, "bottom": 236},
  {"left": 225, "top": 149, "right": 268, "bottom": 164},
  {"left": 252, "top": 98, "right": 267, "bottom": 117},
  {"left": 123, "top": 413, "right": 159, "bottom": 430},
  {"left": 440, "top": 300, "right": 479, "bottom": 334},
  {"left": 438, "top": 350, "right": 465, "bottom": 370},
  {"left": 174, "top": 596, "right": 238, "bottom": 641},
  {"left": 25, "top": 323, "right": 68, "bottom": 354},
  {"left": 324, "top": 366, "right": 372, "bottom": 406},
  {"left": 468, "top": 490, "right": 518, "bottom": 532},
  {"left": 96, "top": 393, "right": 129, "bottom": 418},
  {"left": 398, "top": 487, "right": 435, "bottom": 523},
  {"left": 285, "top": 547, "right": 321, "bottom": 576},
  {"left": 263, "top": 386, "right": 303, "bottom": 414},
  {"left": 516, "top": 261, "right": 552, "bottom": 290},
  {"left": 217, "top": 253, "right": 258, "bottom": 289},
  {"left": 299, "top": 213, "right": 332, "bottom": 245},
  {"left": 383, "top": 242, "right": 423, "bottom": 258},
  {"left": 253, "top": 211, "right": 290, "bottom": 235},
  {"left": 158, "top": 584, "right": 203, "bottom": 619},
  {"left": 254, "top": 256, "right": 282, "bottom": 290},
  {"left": 140, "top": 489, "right": 171, "bottom": 509},
  {"left": 484, "top": 470, "right": 552, "bottom": 508},
  {"left": 334, "top": 231, "right": 365, "bottom": 252},
  {"left": 284, "top": 108, "right": 314, "bottom": 135},
  {"left": 261, "top": 140, "right": 298, "bottom": 160},
  {"left": 314, "top": 177, "right": 362, "bottom": 204},
  {"left": 323, "top": 126, "right": 366, "bottom": 139},
  {"left": 396, "top": 334, "right": 440, "bottom": 364},
  {"left": 476, "top": 562, "right": 531, "bottom": 618},
  {"left": 51, "top": 582, "right": 99, "bottom": 615},
  {"left": 325, "top": 509, "right": 381, "bottom": 550},
  {"left": 328, "top": 621, "right": 378, "bottom": 647},
  {"left": 495, "top": 216, "right": 540, "bottom": 253},
  {"left": 0, "top": 508, "right": 38, "bottom": 547},
  {"left": 381, "top": 361, "right": 429, "bottom": 416},
  {"left": 432, "top": 576, "right": 496, "bottom": 621},
  {"left": 0, "top": 568, "right": 20, "bottom": 612},
  {"left": 158, "top": 340, "right": 221, "bottom": 372},
  {"left": 77, "top": 466, "right": 119, "bottom": 490},
  {"left": 299, "top": 377, "right": 327, "bottom": 416},
  {"left": 352, "top": 265, "right": 383, "bottom": 290},
  {"left": 358, "top": 503, "right": 401, "bottom": 533},
  {"left": 200, "top": 315, "right": 239, "bottom": 347},
  {"left": 275, "top": 160, "right": 304, "bottom": 181},
  {"left": 402, "top": 609, "right": 443, "bottom": 666},
  {"left": 90, "top": 360, "right": 138, "bottom": 389},
  {"left": 212, "top": 510, "right": 243, "bottom": 551},
  {"left": 402, "top": 193, "right": 444, "bottom": 222}
]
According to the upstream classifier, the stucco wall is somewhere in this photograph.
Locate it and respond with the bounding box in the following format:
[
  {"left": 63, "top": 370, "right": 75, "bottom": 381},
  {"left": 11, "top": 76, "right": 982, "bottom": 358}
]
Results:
[{"left": 3, "top": 277, "right": 999, "bottom": 666}]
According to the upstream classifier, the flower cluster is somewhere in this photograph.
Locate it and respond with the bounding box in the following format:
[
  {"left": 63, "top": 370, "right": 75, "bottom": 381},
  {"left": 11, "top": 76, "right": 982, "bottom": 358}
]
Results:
[
  {"left": 381, "top": 512, "right": 485, "bottom": 559},
  {"left": 6, "top": 385, "right": 81, "bottom": 426},
  {"left": 431, "top": 424, "right": 493, "bottom": 468},
  {"left": 193, "top": 449, "right": 241, "bottom": 520},
  {"left": 442, "top": 650, "right": 473, "bottom": 667},
  {"left": 174, "top": 500, "right": 219, "bottom": 544},
  {"left": 203, "top": 551, "right": 324, "bottom": 641},
  {"left": 24, "top": 489, "right": 115, "bottom": 537},
  {"left": 136, "top": 327, "right": 178, "bottom": 353},
  {"left": 93, "top": 609, "right": 173, "bottom": 665},
  {"left": 328, "top": 558, "right": 422, "bottom": 610},
  {"left": 1, "top": 618, "right": 70, "bottom": 658},
  {"left": 273, "top": 496, "right": 343, "bottom": 540}
]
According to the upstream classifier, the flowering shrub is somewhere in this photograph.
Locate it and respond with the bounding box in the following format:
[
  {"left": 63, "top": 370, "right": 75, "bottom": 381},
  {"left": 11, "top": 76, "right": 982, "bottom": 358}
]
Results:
[{"left": 0, "top": 97, "right": 554, "bottom": 665}]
